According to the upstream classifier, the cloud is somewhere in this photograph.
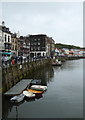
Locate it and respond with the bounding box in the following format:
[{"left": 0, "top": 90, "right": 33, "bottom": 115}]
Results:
[{"left": 2, "top": 2, "right": 83, "bottom": 47}]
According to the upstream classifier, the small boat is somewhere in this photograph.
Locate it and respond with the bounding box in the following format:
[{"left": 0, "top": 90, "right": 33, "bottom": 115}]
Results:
[
  {"left": 30, "top": 85, "right": 47, "bottom": 91},
  {"left": 52, "top": 59, "right": 62, "bottom": 66},
  {"left": 27, "top": 89, "right": 43, "bottom": 94},
  {"left": 23, "top": 90, "right": 35, "bottom": 98},
  {"left": 10, "top": 94, "right": 25, "bottom": 102},
  {"left": 30, "top": 79, "right": 41, "bottom": 86}
]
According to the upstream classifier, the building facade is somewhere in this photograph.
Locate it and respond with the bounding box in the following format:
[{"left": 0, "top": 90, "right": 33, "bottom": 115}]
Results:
[
  {"left": 18, "top": 36, "right": 30, "bottom": 57},
  {"left": 29, "top": 34, "right": 55, "bottom": 58},
  {"left": 11, "top": 33, "right": 18, "bottom": 55},
  {"left": 0, "top": 21, "right": 11, "bottom": 53}
]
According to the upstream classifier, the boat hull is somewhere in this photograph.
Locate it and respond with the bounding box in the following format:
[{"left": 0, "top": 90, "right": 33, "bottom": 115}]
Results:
[
  {"left": 23, "top": 90, "right": 36, "bottom": 98},
  {"left": 27, "top": 89, "right": 44, "bottom": 94},
  {"left": 10, "top": 94, "right": 25, "bottom": 102}
]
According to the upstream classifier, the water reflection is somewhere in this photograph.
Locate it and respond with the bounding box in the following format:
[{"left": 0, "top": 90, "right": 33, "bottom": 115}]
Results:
[{"left": 26, "top": 65, "right": 54, "bottom": 85}]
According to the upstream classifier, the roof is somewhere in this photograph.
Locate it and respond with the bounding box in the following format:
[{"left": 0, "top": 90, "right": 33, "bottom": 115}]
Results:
[{"left": 69, "top": 51, "right": 74, "bottom": 54}]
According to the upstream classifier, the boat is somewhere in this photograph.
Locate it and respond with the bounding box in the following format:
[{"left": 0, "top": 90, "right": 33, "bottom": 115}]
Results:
[
  {"left": 30, "top": 85, "right": 47, "bottom": 91},
  {"left": 23, "top": 90, "right": 35, "bottom": 98},
  {"left": 52, "top": 59, "right": 62, "bottom": 66},
  {"left": 27, "top": 89, "right": 44, "bottom": 94},
  {"left": 10, "top": 94, "right": 25, "bottom": 102},
  {"left": 30, "top": 79, "right": 42, "bottom": 86}
]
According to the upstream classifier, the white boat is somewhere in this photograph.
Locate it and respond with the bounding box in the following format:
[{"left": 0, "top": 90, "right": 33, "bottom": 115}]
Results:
[
  {"left": 52, "top": 59, "right": 62, "bottom": 66},
  {"left": 10, "top": 94, "right": 25, "bottom": 102},
  {"left": 23, "top": 90, "right": 35, "bottom": 98},
  {"left": 30, "top": 85, "right": 47, "bottom": 91}
]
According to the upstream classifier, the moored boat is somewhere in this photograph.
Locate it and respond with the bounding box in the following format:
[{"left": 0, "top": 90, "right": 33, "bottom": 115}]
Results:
[
  {"left": 10, "top": 93, "right": 25, "bottom": 102},
  {"left": 23, "top": 90, "right": 35, "bottom": 98},
  {"left": 30, "top": 85, "right": 47, "bottom": 91},
  {"left": 27, "top": 89, "right": 44, "bottom": 94},
  {"left": 52, "top": 59, "right": 62, "bottom": 66},
  {"left": 30, "top": 79, "right": 42, "bottom": 86}
]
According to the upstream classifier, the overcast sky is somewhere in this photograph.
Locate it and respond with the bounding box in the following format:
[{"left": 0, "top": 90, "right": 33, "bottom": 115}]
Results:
[{"left": 2, "top": 2, "right": 83, "bottom": 47}]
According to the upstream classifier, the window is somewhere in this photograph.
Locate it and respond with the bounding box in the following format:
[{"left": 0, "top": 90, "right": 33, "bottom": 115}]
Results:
[
  {"left": 31, "top": 47, "right": 33, "bottom": 51},
  {"left": 8, "top": 36, "right": 10, "bottom": 42},
  {"left": 12, "top": 39, "right": 14, "bottom": 43},
  {"left": 38, "top": 42, "right": 40, "bottom": 45},
  {"left": 34, "top": 43, "right": 36, "bottom": 45},
  {"left": 5, "top": 35, "right": 6, "bottom": 42},
  {"left": 38, "top": 47, "right": 40, "bottom": 51}
]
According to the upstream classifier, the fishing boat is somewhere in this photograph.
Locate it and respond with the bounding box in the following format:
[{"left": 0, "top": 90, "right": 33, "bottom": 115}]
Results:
[
  {"left": 10, "top": 93, "right": 25, "bottom": 102},
  {"left": 27, "top": 89, "right": 43, "bottom": 94},
  {"left": 30, "top": 85, "right": 47, "bottom": 91},
  {"left": 23, "top": 90, "right": 35, "bottom": 98}
]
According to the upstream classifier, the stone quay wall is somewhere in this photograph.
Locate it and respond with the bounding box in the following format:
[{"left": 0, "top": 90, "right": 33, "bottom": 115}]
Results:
[{"left": 2, "top": 59, "right": 51, "bottom": 93}]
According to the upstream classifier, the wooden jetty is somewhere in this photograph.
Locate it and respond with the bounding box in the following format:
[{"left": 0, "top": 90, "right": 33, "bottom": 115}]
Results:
[{"left": 4, "top": 79, "right": 32, "bottom": 96}]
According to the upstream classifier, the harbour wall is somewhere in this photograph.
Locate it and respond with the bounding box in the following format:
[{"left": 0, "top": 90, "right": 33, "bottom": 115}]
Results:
[{"left": 2, "top": 59, "right": 51, "bottom": 93}]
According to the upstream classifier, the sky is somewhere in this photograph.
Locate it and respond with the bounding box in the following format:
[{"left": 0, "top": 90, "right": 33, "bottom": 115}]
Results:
[{"left": 1, "top": 2, "right": 83, "bottom": 47}]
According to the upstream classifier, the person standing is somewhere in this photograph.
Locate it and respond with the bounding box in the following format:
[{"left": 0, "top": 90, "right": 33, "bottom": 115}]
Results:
[{"left": 20, "top": 56, "right": 23, "bottom": 65}]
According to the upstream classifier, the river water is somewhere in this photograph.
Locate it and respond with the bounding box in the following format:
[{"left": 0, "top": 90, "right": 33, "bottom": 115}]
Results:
[{"left": 2, "top": 59, "right": 83, "bottom": 119}]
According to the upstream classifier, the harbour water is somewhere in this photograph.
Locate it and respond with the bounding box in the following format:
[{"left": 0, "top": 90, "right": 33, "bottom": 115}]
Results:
[{"left": 2, "top": 59, "right": 83, "bottom": 118}]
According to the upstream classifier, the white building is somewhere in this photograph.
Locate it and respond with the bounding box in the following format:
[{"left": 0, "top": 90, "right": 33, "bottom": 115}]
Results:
[
  {"left": 0, "top": 21, "right": 12, "bottom": 53},
  {"left": 0, "top": 29, "right": 4, "bottom": 51}
]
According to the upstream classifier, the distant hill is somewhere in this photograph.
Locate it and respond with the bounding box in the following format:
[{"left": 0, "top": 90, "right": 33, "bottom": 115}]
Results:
[{"left": 55, "top": 43, "right": 81, "bottom": 49}]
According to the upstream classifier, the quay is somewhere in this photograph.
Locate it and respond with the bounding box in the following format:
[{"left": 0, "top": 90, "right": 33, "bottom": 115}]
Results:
[
  {"left": 2, "top": 59, "right": 51, "bottom": 93},
  {"left": 4, "top": 79, "right": 32, "bottom": 96},
  {"left": 2, "top": 56, "right": 85, "bottom": 94}
]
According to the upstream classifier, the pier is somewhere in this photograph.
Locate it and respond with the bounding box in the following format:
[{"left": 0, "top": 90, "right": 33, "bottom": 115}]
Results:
[{"left": 4, "top": 79, "right": 32, "bottom": 96}]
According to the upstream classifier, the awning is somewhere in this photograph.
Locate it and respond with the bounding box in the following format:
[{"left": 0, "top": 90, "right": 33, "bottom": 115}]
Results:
[{"left": 0, "top": 52, "right": 13, "bottom": 55}]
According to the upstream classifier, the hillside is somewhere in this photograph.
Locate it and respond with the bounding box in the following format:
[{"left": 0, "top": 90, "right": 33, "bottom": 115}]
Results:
[{"left": 55, "top": 43, "right": 81, "bottom": 49}]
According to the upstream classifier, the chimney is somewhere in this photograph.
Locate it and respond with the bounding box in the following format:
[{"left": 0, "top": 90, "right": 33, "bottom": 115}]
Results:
[{"left": 2, "top": 21, "right": 5, "bottom": 26}]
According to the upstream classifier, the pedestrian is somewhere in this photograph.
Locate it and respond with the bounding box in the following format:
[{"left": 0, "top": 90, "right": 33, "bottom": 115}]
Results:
[
  {"left": 14, "top": 56, "right": 17, "bottom": 64},
  {"left": 20, "top": 56, "right": 23, "bottom": 65},
  {"left": 12, "top": 59, "right": 15, "bottom": 65},
  {"left": 1, "top": 56, "right": 4, "bottom": 66},
  {"left": 4, "top": 55, "right": 8, "bottom": 65},
  {"left": 27, "top": 55, "right": 29, "bottom": 62},
  {"left": 8, "top": 56, "right": 11, "bottom": 65}
]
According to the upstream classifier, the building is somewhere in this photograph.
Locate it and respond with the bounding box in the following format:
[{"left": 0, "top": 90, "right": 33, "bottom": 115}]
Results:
[
  {"left": 29, "top": 34, "right": 55, "bottom": 58},
  {"left": 0, "top": 21, "right": 11, "bottom": 53},
  {"left": 11, "top": 33, "right": 18, "bottom": 55},
  {"left": 18, "top": 36, "right": 30, "bottom": 57},
  {"left": 47, "top": 37, "right": 55, "bottom": 58}
]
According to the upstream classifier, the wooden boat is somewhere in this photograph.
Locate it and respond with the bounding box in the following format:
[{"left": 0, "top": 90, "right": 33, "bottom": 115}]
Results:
[
  {"left": 30, "top": 85, "right": 47, "bottom": 91},
  {"left": 30, "top": 79, "right": 41, "bottom": 86},
  {"left": 23, "top": 90, "right": 35, "bottom": 98},
  {"left": 10, "top": 93, "right": 25, "bottom": 102},
  {"left": 27, "top": 89, "right": 43, "bottom": 94}
]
